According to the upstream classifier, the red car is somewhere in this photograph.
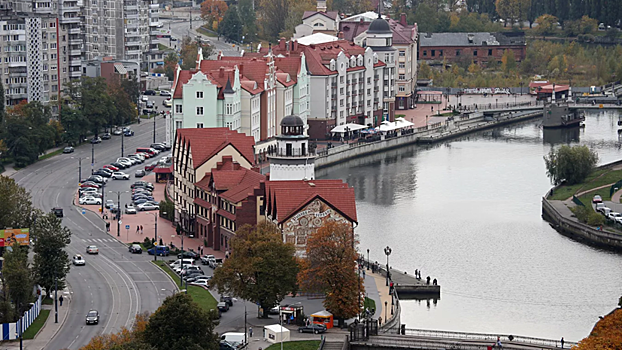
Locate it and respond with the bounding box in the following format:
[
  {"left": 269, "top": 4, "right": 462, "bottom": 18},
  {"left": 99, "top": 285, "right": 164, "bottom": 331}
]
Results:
[
  {"left": 103, "top": 164, "right": 119, "bottom": 171},
  {"left": 145, "top": 163, "right": 157, "bottom": 171},
  {"left": 80, "top": 182, "right": 100, "bottom": 188}
]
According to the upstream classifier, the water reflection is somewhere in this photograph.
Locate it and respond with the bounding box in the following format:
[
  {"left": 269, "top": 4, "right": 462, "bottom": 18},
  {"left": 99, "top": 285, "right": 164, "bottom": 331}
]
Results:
[{"left": 319, "top": 110, "right": 622, "bottom": 340}]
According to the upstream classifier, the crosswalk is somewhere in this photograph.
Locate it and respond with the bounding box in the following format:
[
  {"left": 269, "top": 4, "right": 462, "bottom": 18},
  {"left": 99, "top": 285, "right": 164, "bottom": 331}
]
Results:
[{"left": 80, "top": 238, "right": 119, "bottom": 243}]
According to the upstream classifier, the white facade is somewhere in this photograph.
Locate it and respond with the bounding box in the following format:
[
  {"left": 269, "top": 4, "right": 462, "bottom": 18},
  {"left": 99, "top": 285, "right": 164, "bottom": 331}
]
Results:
[
  {"left": 240, "top": 87, "right": 261, "bottom": 142},
  {"left": 269, "top": 117, "right": 315, "bottom": 181}
]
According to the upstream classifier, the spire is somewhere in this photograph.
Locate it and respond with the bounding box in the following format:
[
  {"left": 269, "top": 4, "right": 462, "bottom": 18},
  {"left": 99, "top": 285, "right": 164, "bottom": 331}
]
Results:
[{"left": 224, "top": 77, "right": 234, "bottom": 94}]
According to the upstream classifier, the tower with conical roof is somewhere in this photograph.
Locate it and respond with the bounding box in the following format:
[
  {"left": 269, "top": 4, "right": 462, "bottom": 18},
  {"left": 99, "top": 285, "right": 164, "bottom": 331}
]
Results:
[
  {"left": 268, "top": 115, "right": 315, "bottom": 181},
  {"left": 365, "top": 12, "right": 397, "bottom": 121}
]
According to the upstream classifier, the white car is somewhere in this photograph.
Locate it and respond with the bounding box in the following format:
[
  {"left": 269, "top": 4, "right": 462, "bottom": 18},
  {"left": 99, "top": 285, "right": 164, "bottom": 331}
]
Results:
[
  {"left": 141, "top": 95, "right": 149, "bottom": 102},
  {"left": 125, "top": 204, "right": 137, "bottom": 214},
  {"left": 160, "top": 90, "right": 171, "bottom": 97},
  {"left": 137, "top": 203, "right": 159, "bottom": 211},
  {"left": 86, "top": 245, "right": 99, "bottom": 254},
  {"left": 79, "top": 197, "right": 102, "bottom": 205},
  {"left": 112, "top": 172, "right": 130, "bottom": 180},
  {"left": 105, "top": 199, "right": 115, "bottom": 208},
  {"left": 191, "top": 279, "right": 210, "bottom": 288},
  {"left": 170, "top": 259, "right": 194, "bottom": 268},
  {"left": 72, "top": 255, "right": 86, "bottom": 266}
]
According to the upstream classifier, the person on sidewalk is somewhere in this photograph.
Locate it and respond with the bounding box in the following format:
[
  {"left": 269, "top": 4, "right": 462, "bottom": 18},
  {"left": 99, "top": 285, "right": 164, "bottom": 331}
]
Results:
[
  {"left": 59, "top": 295, "right": 64, "bottom": 306},
  {"left": 136, "top": 225, "right": 140, "bottom": 234},
  {"left": 249, "top": 326, "right": 253, "bottom": 338},
  {"left": 140, "top": 225, "right": 144, "bottom": 234}
]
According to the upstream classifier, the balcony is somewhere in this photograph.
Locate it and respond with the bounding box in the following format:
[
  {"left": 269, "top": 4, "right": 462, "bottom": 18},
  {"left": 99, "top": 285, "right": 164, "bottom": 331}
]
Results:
[
  {"left": 69, "top": 49, "right": 82, "bottom": 56},
  {"left": 266, "top": 148, "right": 315, "bottom": 159},
  {"left": 69, "top": 58, "right": 82, "bottom": 66},
  {"left": 126, "top": 22, "right": 139, "bottom": 28},
  {"left": 125, "top": 49, "right": 142, "bottom": 55},
  {"left": 149, "top": 3, "right": 159, "bottom": 9},
  {"left": 8, "top": 61, "right": 27, "bottom": 68},
  {"left": 124, "top": 5, "right": 138, "bottom": 10},
  {"left": 69, "top": 37, "right": 82, "bottom": 45},
  {"left": 69, "top": 27, "right": 81, "bottom": 34},
  {"left": 69, "top": 70, "right": 82, "bottom": 78},
  {"left": 61, "top": 16, "right": 81, "bottom": 24},
  {"left": 126, "top": 31, "right": 141, "bottom": 37},
  {"left": 148, "top": 21, "right": 160, "bottom": 27}
]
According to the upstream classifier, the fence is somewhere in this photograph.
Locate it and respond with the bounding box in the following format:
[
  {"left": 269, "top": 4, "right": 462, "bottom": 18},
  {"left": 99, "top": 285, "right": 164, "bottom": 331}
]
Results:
[
  {"left": 1, "top": 291, "right": 42, "bottom": 340},
  {"left": 401, "top": 328, "right": 577, "bottom": 348}
]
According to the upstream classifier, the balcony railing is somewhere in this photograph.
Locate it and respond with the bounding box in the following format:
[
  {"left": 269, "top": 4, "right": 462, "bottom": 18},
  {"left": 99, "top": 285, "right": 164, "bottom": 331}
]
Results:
[{"left": 266, "top": 148, "right": 315, "bottom": 158}]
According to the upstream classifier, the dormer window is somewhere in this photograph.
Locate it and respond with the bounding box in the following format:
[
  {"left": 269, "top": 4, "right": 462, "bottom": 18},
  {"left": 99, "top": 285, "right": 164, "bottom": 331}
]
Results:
[{"left": 313, "top": 22, "right": 323, "bottom": 27}]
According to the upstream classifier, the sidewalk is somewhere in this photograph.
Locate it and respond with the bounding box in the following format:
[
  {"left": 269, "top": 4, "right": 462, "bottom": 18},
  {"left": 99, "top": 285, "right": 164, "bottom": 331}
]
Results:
[{"left": 2, "top": 289, "right": 71, "bottom": 350}]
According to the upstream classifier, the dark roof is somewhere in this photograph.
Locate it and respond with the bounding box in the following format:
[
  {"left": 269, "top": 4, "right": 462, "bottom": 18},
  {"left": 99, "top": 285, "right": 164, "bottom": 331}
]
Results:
[
  {"left": 419, "top": 32, "right": 526, "bottom": 47},
  {"left": 281, "top": 115, "right": 304, "bottom": 127},
  {"left": 223, "top": 77, "right": 234, "bottom": 94},
  {"left": 367, "top": 17, "right": 391, "bottom": 34}
]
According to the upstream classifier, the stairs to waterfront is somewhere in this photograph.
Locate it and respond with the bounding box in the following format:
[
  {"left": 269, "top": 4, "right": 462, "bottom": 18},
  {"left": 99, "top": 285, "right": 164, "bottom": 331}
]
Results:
[{"left": 323, "top": 341, "right": 344, "bottom": 350}]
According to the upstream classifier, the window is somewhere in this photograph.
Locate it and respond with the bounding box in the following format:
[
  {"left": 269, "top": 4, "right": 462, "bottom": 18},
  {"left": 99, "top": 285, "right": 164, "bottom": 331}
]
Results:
[
  {"left": 176, "top": 121, "right": 182, "bottom": 129},
  {"left": 340, "top": 87, "right": 344, "bottom": 94},
  {"left": 367, "top": 88, "right": 371, "bottom": 96},
  {"left": 456, "top": 50, "right": 461, "bottom": 56},
  {"left": 439, "top": 50, "right": 443, "bottom": 57},
  {"left": 473, "top": 50, "right": 478, "bottom": 56},
  {"left": 340, "top": 76, "right": 344, "bottom": 83},
  {"left": 367, "top": 77, "right": 371, "bottom": 84},
  {"left": 399, "top": 86, "right": 405, "bottom": 92},
  {"left": 175, "top": 104, "right": 182, "bottom": 113},
  {"left": 431, "top": 50, "right": 435, "bottom": 57},
  {"left": 399, "top": 63, "right": 405, "bottom": 68},
  {"left": 398, "top": 74, "right": 405, "bottom": 80},
  {"left": 196, "top": 123, "right": 203, "bottom": 128},
  {"left": 399, "top": 50, "right": 405, "bottom": 57},
  {"left": 225, "top": 103, "right": 232, "bottom": 115},
  {"left": 196, "top": 106, "right": 203, "bottom": 115},
  {"left": 196, "top": 91, "right": 203, "bottom": 98},
  {"left": 340, "top": 99, "right": 344, "bottom": 107},
  {"left": 423, "top": 50, "right": 427, "bottom": 57}
]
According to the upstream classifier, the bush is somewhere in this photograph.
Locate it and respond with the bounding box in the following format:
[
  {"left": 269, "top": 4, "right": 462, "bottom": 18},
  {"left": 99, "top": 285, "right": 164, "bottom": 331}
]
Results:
[
  {"left": 587, "top": 212, "right": 605, "bottom": 226},
  {"left": 572, "top": 205, "right": 590, "bottom": 223},
  {"left": 143, "top": 237, "right": 155, "bottom": 249}
]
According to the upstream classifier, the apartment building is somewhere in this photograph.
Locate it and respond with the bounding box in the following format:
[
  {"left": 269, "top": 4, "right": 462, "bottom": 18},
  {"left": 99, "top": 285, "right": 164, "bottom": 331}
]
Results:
[
  {"left": 341, "top": 12, "right": 419, "bottom": 110},
  {"left": 169, "top": 51, "right": 309, "bottom": 144},
  {"left": 262, "top": 35, "right": 386, "bottom": 140},
  {"left": 0, "top": 8, "right": 66, "bottom": 113}
]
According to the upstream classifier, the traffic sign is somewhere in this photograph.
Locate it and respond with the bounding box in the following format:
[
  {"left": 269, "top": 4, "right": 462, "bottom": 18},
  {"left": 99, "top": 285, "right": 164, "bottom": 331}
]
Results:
[
  {"left": 82, "top": 209, "right": 86, "bottom": 215},
  {"left": 125, "top": 225, "right": 130, "bottom": 230}
]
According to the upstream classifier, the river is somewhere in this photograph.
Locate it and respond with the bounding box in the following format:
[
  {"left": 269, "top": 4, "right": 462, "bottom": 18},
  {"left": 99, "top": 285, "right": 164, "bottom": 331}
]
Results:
[{"left": 317, "top": 109, "right": 622, "bottom": 341}]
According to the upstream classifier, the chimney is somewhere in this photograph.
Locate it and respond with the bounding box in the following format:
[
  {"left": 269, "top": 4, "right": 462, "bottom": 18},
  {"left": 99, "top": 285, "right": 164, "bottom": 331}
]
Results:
[
  {"left": 292, "top": 40, "right": 297, "bottom": 51},
  {"left": 467, "top": 33, "right": 474, "bottom": 43},
  {"left": 360, "top": 18, "right": 364, "bottom": 23},
  {"left": 279, "top": 38, "right": 286, "bottom": 50},
  {"left": 338, "top": 31, "right": 344, "bottom": 39},
  {"left": 219, "top": 67, "right": 224, "bottom": 78},
  {"left": 239, "top": 63, "right": 244, "bottom": 76},
  {"left": 400, "top": 13, "right": 407, "bottom": 26},
  {"left": 316, "top": 0, "right": 326, "bottom": 12}
]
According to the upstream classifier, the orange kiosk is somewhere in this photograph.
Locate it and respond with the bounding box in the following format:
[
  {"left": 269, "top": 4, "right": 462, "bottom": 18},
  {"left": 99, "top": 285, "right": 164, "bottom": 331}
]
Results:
[{"left": 310, "top": 310, "right": 334, "bottom": 329}]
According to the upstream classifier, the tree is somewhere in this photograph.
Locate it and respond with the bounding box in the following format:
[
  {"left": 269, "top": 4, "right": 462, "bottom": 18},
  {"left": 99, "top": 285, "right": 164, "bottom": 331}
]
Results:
[
  {"left": 109, "top": 81, "right": 137, "bottom": 126},
  {"left": 80, "top": 313, "right": 153, "bottom": 350},
  {"left": 298, "top": 221, "right": 363, "bottom": 326},
  {"left": 143, "top": 293, "right": 219, "bottom": 350},
  {"left": 574, "top": 308, "right": 622, "bottom": 350},
  {"left": 238, "top": 0, "right": 258, "bottom": 42},
  {"left": 120, "top": 76, "right": 141, "bottom": 105},
  {"left": 201, "top": 0, "right": 228, "bottom": 31},
  {"left": 534, "top": 14, "right": 557, "bottom": 36},
  {"left": 281, "top": 0, "right": 315, "bottom": 39},
  {"left": 32, "top": 213, "right": 71, "bottom": 299},
  {"left": 3, "top": 241, "right": 34, "bottom": 316},
  {"left": 0, "top": 176, "right": 34, "bottom": 230},
  {"left": 501, "top": 49, "right": 516, "bottom": 74},
  {"left": 2, "top": 101, "right": 56, "bottom": 167},
  {"left": 259, "top": 0, "right": 288, "bottom": 40},
  {"left": 544, "top": 145, "right": 599, "bottom": 186},
  {"left": 179, "top": 38, "right": 214, "bottom": 70},
  {"left": 211, "top": 223, "right": 299, "bottom": 318},
  {"left": 219, "top": 5, "right": 243, "bottom": 43}
]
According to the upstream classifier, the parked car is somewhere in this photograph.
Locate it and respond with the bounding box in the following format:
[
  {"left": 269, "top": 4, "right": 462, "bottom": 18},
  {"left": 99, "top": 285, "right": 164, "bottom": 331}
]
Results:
[
  {"left": 80, "top": 182, "right": 100, "bottom": 189},
  {"left": 141, "top": 95, "right": 149, "bottom": 102},
  {"left": 103, "top": 165, "right": 120, "bottom": 171},
  {"left": 144, "top": 90, "right": 156, "bottom": 96},
  {"left": 125, "top": 204, "right": 137, "bottom": 214},
  {"left": 201, "top": 254, "right": 215, "bottom": 265},
  {"left": 163, "top": 99, "right": 172, "bottom": 108},
  {"left": 209, "top": 258, "right": 223, "bottom": 269},
  {"left": 80, "top": 197, "right": 102, "bottom": 205},
  {"left": 124, "top": 130, "right": 135, "bottom": 137},
  {"left": 90, "top": 137, "right": 102, "bottom": 144},
  {"left": 52, "top": 207, "right": 64, "bottom": 217},
  {"left": 112, "top": 172, "right": 130, "bottom": 180},
  {"left": 129, "top": 244, "right": 142, "bottom": 254},
  {"left": 147, "top": 245, "right": 170, "bottom": 256},
  {"left": 177, "top": 251, "right": 199, "bottom": 260},
  {"left": 101, "top": 133, "right": 111, "bottom": 140},
  {"left": 86, "top": 245, "right": 99, "bottom": 254},
  {"left": 220, "top": 295, "right": 233, "bottom": 307},
  {"left": 170, "top": 259, "right": 195, "bottom": 268},
  {"left": 135, "top": 169, "right": 146, "bottom": 177},
  {"left": 87, "top": 175, "right": 107, "bottom": 184},
  {"left": 105, "top": 199, "right": 115, "bottom": 209},
  {"left": 85, "top": 310, "right": 99, "bottom": 325},
  {"left": 217, "top": 302, "right": 229, "bottom": 312},
  {"left": 607, "top": 212, "right": 622, "bottom": 221},
  {"left": 132, "top": 181, "right": 154, "bottom": 191},
  {"left": 94, "top": 169, "right": 112, "bottom": 178},
  {"left": 593, "top": 195, "right": 603, "bottom": 203},
  {"left": 191, "top": 279, "right": 211, "bottom": 288},
  {"left": 145, "top": 162, "right": 158, "bottom": 171},
  {"left": 63, "top": 146, "right": 74, "bottom": 153},
  {"left": 298, "top": 324, "right": 327, "bottom": 334},
  {"left": 72, "top": 254, "right": 86, "bottom": 266},
  {"left": 112, "top": 129, "right": 123, "bottom": 135},
  {"left": 111, "top": 162, "right": 127, "bottom": 169},
  {"left": 159, "top": 90, "right": 171, "bottom": 97},
  {"left": 187, "top": 275, "right": 211, "bottom": 283}
]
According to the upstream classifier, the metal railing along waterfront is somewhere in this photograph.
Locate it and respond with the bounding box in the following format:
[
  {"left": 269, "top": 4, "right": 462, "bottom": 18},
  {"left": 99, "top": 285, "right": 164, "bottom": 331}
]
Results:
[{"left": 401, "top": 328, "right": 577, "bottom": 348}]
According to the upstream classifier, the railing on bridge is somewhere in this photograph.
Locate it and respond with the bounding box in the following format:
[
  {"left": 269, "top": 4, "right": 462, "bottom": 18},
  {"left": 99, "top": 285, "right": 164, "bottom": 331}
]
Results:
[
  {"left": 453, "top": 100, "right": 545, "bottom": 112},
  {"left": 401, "top": 328, "right": 577, "bottom": 348}
]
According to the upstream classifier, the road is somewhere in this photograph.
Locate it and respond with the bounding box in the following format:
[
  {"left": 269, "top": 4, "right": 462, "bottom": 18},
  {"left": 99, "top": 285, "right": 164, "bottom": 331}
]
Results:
[
  {"left": 159, "top": 18, "right": 242, "bottom": 57},
  {"left": 12, "top": 110, "right": 176, "bottom": 350}
]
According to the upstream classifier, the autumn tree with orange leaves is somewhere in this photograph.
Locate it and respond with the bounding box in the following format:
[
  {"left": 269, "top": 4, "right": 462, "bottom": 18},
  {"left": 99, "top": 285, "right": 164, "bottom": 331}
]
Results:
[
  {"left": 200, "top": 0, "right": 228, "bottom": 31},
  {"left": 298, "top": 221, "right": 363, "bottom": 326},
  {"left": 574, "top": 307, "right": 622, "bottom": 350}
]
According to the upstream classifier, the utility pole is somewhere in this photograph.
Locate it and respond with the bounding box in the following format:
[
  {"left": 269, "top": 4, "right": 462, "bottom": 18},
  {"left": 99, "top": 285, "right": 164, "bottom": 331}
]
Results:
[
  {"left": 153, "top": 108, "right": 157, "bottom": 143},
  {"left": 121, "top": 129, "right": 125, "bottom": 157},
  {"left": 91, "top": 142, "right": 95, "bottom": 174},
  {"left": 190, "top": 10, "right": 192, "bottom": 29},
  {"left": 109, "top": 191, "right": 127, "bottom": 237},
  {"left": 54, "top": 268, "right": 58, "bottom": 323}
]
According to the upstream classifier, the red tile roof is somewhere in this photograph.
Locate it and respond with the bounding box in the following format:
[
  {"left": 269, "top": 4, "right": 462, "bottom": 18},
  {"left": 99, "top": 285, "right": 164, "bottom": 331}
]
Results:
[
  {"left": 339, "top": 18, "right": 417, "bottom": 45},
  {"left": 153, "top": 165, "right": 173, "bottom": 173},
  {"left": 276, "top": 71, "right": 296, "bottom": 87},
  {"left": 195, "top": 173, "right": 212, "bottom": 191},
  {"left": 265, "top": 180, "right": 357, "bottom": 223},
  {"left": 175, "top": 128, "right": 256, "bottom": 169},
  {"left": 219, "top": 169, "right": 265, "bottom": 203},
  {"left": 216, "top": 208, "right": 236, "bottom": 221}
]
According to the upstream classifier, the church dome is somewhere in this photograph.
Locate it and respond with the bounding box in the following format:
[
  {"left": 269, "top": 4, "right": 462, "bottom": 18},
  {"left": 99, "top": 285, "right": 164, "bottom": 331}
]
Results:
[
  {"left": 367, "top": 16, "right": 391, "bottom": 34},
  {"left": 281, "top": 115, "right": 305, "bottom": 127}
]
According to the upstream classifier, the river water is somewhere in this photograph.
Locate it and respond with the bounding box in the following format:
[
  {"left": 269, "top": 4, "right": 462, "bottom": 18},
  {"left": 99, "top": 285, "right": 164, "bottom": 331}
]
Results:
[{"left": 317, "top": 110, "right": 622, "bottom": 341}]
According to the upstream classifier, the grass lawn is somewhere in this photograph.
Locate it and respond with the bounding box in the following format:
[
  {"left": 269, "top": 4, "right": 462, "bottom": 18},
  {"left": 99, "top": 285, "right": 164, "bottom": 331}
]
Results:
[
  {"left": 42, "top": 297, "right": 53, "bottom": 305},
  {"left": 548, "top": 168, "right": 622, "bottom": 200},
  {"left": 364, "top": 297, "right": 375, "bottom": 312},
  {"left": 22, "top": 310, "right": 50, "bottom": 339},
  {"left": 157, "top": 43, "right": 170, "bottom": 50},
  {"left": 153, "top": 261, "right": 217, "bottom": 312},
  {"left": 197, "top": 26, "right": 217, "bottom": 37},
  {"left": 37, "top": 148, "right": 63, "bottom": 162},
  {"left": 265, "top": 340, "right": 320, "bottom": 350}
]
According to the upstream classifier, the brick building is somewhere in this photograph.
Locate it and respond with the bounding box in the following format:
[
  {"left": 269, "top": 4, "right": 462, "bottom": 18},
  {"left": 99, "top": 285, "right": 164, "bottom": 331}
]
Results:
[{"left": 418, "top": 32, "right": 526, "bottom": 65}]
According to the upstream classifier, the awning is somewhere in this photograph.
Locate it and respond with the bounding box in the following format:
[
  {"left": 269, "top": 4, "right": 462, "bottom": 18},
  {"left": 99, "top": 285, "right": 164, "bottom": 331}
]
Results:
[
  {"left": 114, "top": 63, "right": 128, "bottom": 75},
  {"left": 395, "top": 117, "right": 414, "bottom": 127},
  {"left": 330, "top": 123, "right": 367, "bottom": 133}
]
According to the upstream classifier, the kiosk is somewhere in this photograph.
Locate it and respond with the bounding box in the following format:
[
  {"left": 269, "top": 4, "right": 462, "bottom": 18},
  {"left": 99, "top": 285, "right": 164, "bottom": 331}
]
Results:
[
  {"left": 311, "top": 310, "right": 334, "bottom": 329},
  {"left": 264, "top": 324, "right": 290, "bottom": 344},
  {"left": 279, "top": 303, "right": 304, "bottom": 325}
]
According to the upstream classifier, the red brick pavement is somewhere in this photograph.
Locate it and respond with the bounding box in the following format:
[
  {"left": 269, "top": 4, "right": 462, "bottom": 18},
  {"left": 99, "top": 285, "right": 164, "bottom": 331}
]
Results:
[{"left": 77, "top": 174, "right": 225, "bottom": 259}]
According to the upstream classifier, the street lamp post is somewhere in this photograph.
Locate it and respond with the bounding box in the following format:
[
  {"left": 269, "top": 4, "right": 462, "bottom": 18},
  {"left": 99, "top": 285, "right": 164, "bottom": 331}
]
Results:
[
  {"left": 109, "top": 191, "right": 128, "bottom": 237},
  {"left": 149, "top": 212, "right": 165, "bottom": 261},
  {"left": 153, "top": 111, "right": 157, "bottom": 143},
  {"left": 54, "top": 268, "right": 58, "bottom": 323},
  {"left": 384, "top": 301, "right": 388, "bottom": 324},
  {"left": 384, "top": 246, "right": 392, "bottom": 286},
  {"left": 366, "top": 249, "right": 370, "bottom": 270},
  {"left": 121, "top": 128, "right": 125, "bottom": 157},
  {"left": 91, "top": 142, "right": 95, "bottom": 174},
  {"left": 73, "top": 157, "right": 89, "bottom": 183}
]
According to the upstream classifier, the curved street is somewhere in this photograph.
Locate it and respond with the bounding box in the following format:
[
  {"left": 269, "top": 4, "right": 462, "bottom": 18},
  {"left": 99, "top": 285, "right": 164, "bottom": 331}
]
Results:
[{"left": 11, "top": 112, "right": 176, "bottom": 350}]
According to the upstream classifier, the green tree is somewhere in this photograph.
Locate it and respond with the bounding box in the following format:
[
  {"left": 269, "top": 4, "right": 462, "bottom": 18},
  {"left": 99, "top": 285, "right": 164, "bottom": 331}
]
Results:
[
  {"left": 259, "top": 0, "right": 288, "bottom": 40},
  {"left": 120, "top": 76, "right": 141, "bottom": 105},
  {"left": 238, "top": 0, "right": 258, "bottom": 42},
  {"left": 32, "top": 213, "right": 71, "bottom": 299},
  {"left": 501, "top": 49, "right": 516, "bottom": 74},
  {"left": 211, "top": 223, "right": 299, "bottom": 318},
  {"left": 544, "top": 145, "right": 599, "bottom": 186},
  {"left": 3, "top": 241, "right": 34, "bottom": 317},
  {"left": 219, "top": 5, "right": 243, "bottom": 43},
  {"left": 298, "top": 221, "right": 363, "bottom": 326},
  {"left": 143, "top": 293, "right": 219, "bottom": 350},
  {"left": 534, "top": 14, "right": 557, "bottom": 35},
  {"left": 59, "top": 107, "right": 88, "bottom": 146},
  {"left": 0, "top": 175, "right": 34, "bottom": 230},
  {"left": 2, "top": 101, "right": 56, "bottom": 167}
]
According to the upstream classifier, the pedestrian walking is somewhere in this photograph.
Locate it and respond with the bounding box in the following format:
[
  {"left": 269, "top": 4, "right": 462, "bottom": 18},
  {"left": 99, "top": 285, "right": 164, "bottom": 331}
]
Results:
[
  {"left": 433, "top": 278, "right": 437, "bottom": 286},
  {"left": 106, "top": 222, "right": 110, "bottom": 232},
  {"left": 136, "top": 225, "right": 140, "bottom": 234},
  {"left": 426, "top": 276, "right": 431, "bottom": 285},
  {"left": 249, "top": 326, "right": 253, "bottom": 338},
  {"left": 59, "top": 295, "right": 64, "bottom": 306},
  {"left": 140, "top": 225, "right": 144, "bottom": 234},
  {"left": 561, "top": 337, "right": 564, "bottom": 349},
  {"left": 496, "top": 336, "right": 503, "bottom": 348},
  {"left": 362, "top": 269, "right": 366, "bottom": 278},
  {"left": 378, "top": 316, "right": 382, "bottom": 325}
]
